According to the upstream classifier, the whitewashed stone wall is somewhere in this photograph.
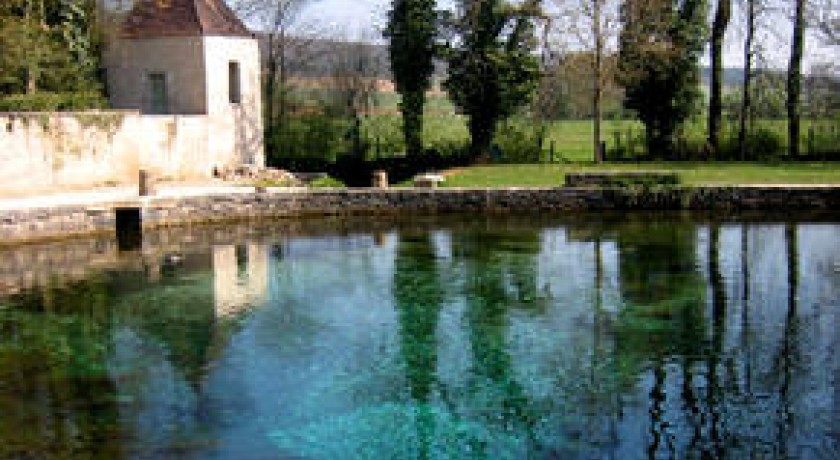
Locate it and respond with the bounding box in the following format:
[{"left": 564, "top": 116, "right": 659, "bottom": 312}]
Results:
[
  {"left": 0, "top": 111, "right": 218, "bottom": 196},
  {"left": 203, "top": 36, "right": 264, "bottom": 167}
]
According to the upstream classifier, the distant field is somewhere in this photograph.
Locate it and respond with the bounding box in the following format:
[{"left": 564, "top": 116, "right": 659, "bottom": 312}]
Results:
[
  {"left": 362, "top": 111, "right": 642, "bottom": 162},
  {"left": 362, "top": 114, "right": 840, "bottom": 162},
  {"left": 439, "top": 163, "right": 840, "bottom": 187}
]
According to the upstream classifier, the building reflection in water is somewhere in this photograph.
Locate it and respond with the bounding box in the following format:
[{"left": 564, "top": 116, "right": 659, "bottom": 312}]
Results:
[{"left": 212, "top": 243, "right": 270, "bottom": 318}]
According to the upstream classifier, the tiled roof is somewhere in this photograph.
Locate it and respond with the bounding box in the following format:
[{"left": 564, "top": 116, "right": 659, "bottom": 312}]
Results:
[{"left": 121, "top": 0, "right": 251, "bottom": 38}]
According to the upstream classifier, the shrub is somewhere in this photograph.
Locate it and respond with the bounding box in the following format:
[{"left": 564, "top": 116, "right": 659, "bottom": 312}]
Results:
[
  {"left": 719, "top": 127, "right": 785, "bottom": 160},
  {"left": 608, "top": 128, "right": 647, "bottom": 160},
  {"left": 308, "top": 176, "right": 346, "bottom": 188},
  {"left": 267, "top": 115, "right": 352, "bottom": 169},
  {"left": 494, "top": 120, "right": 546, "bottom": 163},
  {"left": 0, "top": 92, "right": 107, "bottom": 112}
]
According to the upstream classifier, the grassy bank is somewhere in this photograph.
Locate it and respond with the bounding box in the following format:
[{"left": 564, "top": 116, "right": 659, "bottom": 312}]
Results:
[{"left": 438, "top": 163, "right": 840, "bottom": 187}]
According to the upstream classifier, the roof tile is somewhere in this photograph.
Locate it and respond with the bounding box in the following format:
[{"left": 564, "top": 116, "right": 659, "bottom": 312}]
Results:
[{"left": 121, "top": 0, "right": 251, "bottom": 38}]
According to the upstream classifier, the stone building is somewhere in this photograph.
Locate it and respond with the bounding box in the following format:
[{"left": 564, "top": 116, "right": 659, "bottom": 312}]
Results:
[
  {"left": 0, "top": 0, "right": 263, "bottom": 197},
  {"left": 105, "top": 0, "right": 265, "bottom": 170}
]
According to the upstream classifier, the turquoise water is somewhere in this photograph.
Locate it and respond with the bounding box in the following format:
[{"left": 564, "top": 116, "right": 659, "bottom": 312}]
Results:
[{"left": 1, "top": 214, "right": 839, "bottom": 459}]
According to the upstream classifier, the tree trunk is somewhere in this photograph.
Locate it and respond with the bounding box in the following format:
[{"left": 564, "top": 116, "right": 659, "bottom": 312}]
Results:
[
  {"left": 24, "top": 1, "right": 37, "bottom": 94},
  {"left": 592, "top": 0, "right": 604, "bottom": 163},
  {"left": 709, "top": 0, "right": 731, "bottom": 157},
  {"left": 787, "top": 0, "right": 805, "bottom": 158},
  {"left": 469, "top": 115, "right": 495, "bottom": 159},
  {"left": 401, "top": 91, "right": 425, "bottom": 156},
  {"left": 278, "top": 28, "right": 288, "bottom": 136},
  {"left": 265, "top": 33, "right": 278, "bottom": 132},
  {"left": 737, "top": 0, "right": 755, "bottom": 161}
]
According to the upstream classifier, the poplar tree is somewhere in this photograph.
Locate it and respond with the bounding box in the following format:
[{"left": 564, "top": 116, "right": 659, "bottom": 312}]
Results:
[{"left": 385, "top": 0, "right": 437, "bottom": 156}]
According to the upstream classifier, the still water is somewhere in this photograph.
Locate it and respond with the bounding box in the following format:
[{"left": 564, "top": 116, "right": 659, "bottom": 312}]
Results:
[{"left": 1, "top": 214, "right": 839, "bottom": 459}]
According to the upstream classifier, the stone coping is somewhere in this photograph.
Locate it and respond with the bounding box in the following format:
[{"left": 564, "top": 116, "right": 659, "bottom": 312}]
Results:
[{"left": 0, "top": 109, "right": 140, "bottom": 117}]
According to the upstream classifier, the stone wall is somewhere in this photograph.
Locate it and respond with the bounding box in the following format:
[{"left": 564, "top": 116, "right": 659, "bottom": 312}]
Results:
[
  {"left": 140, "top": 187, "right": 840, "bottom": 228},
  {"left": 2, "top": 186, "right": 840, "bottom": 244}
]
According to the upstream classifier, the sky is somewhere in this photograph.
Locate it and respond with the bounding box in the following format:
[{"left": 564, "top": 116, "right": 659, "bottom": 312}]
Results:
[
  {"left": 297, "top": 0, "right": 390, "bottom": 37},
  {"left": 238, "top": 0, "right": 837, "bottom": 71}
]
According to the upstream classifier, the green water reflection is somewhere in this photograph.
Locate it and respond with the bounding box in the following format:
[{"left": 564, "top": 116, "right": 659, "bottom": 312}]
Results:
[{"left": 0, "top": 215, "right": 839, "bottom": 459}]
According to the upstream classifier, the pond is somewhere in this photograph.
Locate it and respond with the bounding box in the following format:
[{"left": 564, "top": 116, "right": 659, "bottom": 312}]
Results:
[{"left": 0, "top": 213, "right": 839, "bottom": 459}]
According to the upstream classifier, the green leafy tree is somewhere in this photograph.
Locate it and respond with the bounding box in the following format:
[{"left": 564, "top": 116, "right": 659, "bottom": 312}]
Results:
[
  {"left": 443, "top": 0, "right": 542, "bottom": 158},
  {"left": 0, "top": 0, "right": 101, "bottom": 96},
  {"left": 617, "top": 0, "right": 706, "bottom": 157},
  {"left": 385, "top": 0, "right": 437, "bottom": 156},
  {"left": 59, "top": 0, "right": 99, "bottom": 82}
]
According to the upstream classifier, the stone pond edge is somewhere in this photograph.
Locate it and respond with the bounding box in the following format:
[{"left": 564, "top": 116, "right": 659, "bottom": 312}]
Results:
[{"left": 2, "top": 186, "right": 840, "bottom": 244}]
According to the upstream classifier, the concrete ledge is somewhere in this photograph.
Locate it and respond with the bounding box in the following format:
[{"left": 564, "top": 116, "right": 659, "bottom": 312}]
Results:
[
  {"left": 2, "top": 186, "right": 840, "bottom": 244},
  {"left": 565, "top": 171, "right": 680, "bottom": 187}
]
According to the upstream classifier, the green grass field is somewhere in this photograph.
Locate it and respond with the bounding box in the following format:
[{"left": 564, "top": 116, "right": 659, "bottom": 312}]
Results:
[
  {"left": 364, "top": 92, "right": 840, "bottom": 162},
  {"left": 362, "top": 112, "right": 643, "bottom": 161},
  {"left": 438, "top": 162, "right": 840, "bottom": 187}
]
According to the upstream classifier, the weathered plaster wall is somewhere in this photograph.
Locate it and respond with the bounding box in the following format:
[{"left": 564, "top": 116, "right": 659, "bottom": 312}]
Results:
[
  {"left": 0, "top": 112, "right": 214, "bottom": 196},
  {"left": 203, "top": 36, "right": 264, "bottom": 168},
  {"left": 105, "top": 37, "right": 207, "bottom": 115}
]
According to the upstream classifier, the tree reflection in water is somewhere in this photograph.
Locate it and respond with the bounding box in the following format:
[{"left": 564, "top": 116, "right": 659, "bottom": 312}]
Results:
[
  {"left": 0, "top": 216, "right": 838, "bottom": 459},
  {"left": 394, "top": 231, "right": 444, "bottom": 460}
]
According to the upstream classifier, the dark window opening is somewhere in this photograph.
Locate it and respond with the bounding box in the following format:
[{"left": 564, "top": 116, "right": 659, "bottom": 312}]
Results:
[
  {"left": 148, "top": 72, "right": 168, "bottom": 114},
  {"left": 229, "top": 61, "right": 241, "bottom": 104},
  {"left": 116, "top": 207, "right": 142, "bottom": 251},
  {"left": 235, "top": 245, "right": 247, "bottom": 277}
]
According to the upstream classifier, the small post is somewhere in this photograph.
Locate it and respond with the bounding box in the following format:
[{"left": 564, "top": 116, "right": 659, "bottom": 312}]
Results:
[
  {"left": 139, "top": 170, "right": 154, "bottom": 196},
  {"left": 372, "top": 170, "right": 388, "bottom": 188},
  {"left": 550, "top": 141, "right": 555, "bottom": 163}
]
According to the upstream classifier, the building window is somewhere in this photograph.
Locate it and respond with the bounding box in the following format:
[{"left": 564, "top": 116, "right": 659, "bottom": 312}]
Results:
[
  {"left": 229, "top": 61, "right": 241, "bottom": 104},
  {"left": 148, "top": 72, "right": 168, "bottom": 114}
]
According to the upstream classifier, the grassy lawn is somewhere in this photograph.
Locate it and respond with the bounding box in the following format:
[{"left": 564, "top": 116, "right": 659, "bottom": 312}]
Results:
[
  {"left": 540, "top": 119, "right": 643, "bottom": 162},
  {"left": 439, "top": 162, "right": 840, "bottom": 187}
]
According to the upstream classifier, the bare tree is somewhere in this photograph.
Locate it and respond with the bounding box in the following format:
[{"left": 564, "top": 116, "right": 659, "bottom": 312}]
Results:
[
  {"left": 737, "top": 0, "right": 758, "bottom": 160},
  {"left": 813, "top": 0, "right": 840, "bottom": 45},
  {"left": 552, "top": 0, "right": 621, "bottom": 163},
  {"left": 232, "top": 0, "right": 324, "bottom": 152},
  {"left": 325, "top": 32, "right": 385, "bottom": 155}
]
